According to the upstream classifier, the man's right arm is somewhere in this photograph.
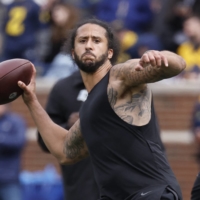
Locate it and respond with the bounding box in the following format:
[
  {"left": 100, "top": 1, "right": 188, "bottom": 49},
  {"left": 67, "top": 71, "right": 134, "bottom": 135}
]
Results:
[
  {"left": 64, "top": 119, "right": 89, "bottom": 164},
  {"left": 18, "top": 66, "right": 88, "bottom": 165},
  {"left": 30, "top": 99, "right": 89, "bottom": 164}
]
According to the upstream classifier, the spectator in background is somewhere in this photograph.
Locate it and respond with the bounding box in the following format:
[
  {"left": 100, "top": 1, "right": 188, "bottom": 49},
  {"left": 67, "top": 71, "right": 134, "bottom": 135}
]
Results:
[
  {"left": 179, "top": 4, "right": 200, "bottom": 197},
  {"left": 191, "top": 96, "right": 200, "bottom": 199},
  {"left": 191, "top": 172, "right": 200, "bottom": 200},
  {"left": 0, "top": 1, "right": 5, "bottom": 58},
  {"left": 91, "top": 0, "right": 154, "bottom": 33},
  {"left": 0, "top": 104, "right": 26, "bottom": 200},
  {"left": 88, "top": 0, "right": 163, "bottom": 64},
  {"left": 59, "top": 0, "right": 101, "bottom": 18},
  {"left": 37, "top": 71, "right": 99, "bottom": 200},
  {"left": 176, "top": 14, "right": 200, "bottom": 79},
  {"left": 42, "top": 2, "right": 79, "bottom": 79},
  {"left": 1, "top": 0, "right": 50, "bottom": 75},
  {"left": 191, "top": 96, "right": 200, "bottom": 168},
  {"left": 191, "top": 0, "right": 200, "bottom": 18},
  {"left": 151, "top": 0, "right": 193, "bottom": 52},
  {"left": 116, "top": 28, "right": 163, "bottom": 63}
]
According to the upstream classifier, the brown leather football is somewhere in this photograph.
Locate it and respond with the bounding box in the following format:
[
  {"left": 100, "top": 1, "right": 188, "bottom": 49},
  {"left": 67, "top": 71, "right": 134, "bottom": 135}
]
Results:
[{"left": 0, "top": 59, "right": 33, "bottom": 105}]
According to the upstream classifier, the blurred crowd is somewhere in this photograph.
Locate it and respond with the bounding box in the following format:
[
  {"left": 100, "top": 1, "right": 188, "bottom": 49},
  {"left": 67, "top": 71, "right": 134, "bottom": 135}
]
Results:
[
  {"left": 0, "top": 0, "right": 200, "bottom": 81},
  {"left": 1, "top": 1, "right": 200, "bottom": 199}
]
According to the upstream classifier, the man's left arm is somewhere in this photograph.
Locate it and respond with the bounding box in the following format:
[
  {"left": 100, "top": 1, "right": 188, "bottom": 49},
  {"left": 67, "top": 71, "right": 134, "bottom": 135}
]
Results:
[{"left": 111, "top": 50, "right": 186, "bottom": 87}]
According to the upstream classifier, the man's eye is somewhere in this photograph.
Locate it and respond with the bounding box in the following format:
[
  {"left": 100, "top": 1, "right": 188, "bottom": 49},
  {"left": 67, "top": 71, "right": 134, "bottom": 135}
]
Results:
[
  {"left": 80, "top": 40, "right": 85, "bottom": 43},
  {"left": 94, "top": 40, "right": 100, "bottom": 43}
]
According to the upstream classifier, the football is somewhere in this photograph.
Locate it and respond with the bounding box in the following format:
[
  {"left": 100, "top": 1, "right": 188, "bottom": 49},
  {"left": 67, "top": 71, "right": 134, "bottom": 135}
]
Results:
[{"left": 0, "top": 59, "right": 33, "bottom": 105}]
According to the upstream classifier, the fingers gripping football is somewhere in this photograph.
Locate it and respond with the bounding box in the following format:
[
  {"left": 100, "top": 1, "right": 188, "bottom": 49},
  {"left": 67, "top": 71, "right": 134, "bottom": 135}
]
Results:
[{"left": 18, "top": 63, "right": 37, "bottom": 104}]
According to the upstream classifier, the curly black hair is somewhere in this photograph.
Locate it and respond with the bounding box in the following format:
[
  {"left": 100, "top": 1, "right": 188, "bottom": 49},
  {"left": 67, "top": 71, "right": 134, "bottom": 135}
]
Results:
[{"left": 63, "top": 18, "right": 120, "bottom": 65}]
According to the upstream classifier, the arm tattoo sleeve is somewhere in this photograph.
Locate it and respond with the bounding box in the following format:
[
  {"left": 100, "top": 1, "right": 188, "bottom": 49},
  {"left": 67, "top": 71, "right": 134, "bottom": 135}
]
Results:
[
  {"left": 108, "top": 88, "right": 118, "bottom": 108},
  {"left": 64, "top": 121, "right": 88, "bottom": 160}
]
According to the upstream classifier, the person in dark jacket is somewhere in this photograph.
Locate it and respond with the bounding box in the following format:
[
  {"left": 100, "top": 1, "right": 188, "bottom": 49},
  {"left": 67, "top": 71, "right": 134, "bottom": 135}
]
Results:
[
  {"left": 191, "top": 172, "right": 200, "bottom": 200},
  {"left": 38, "top": 71, "right": 99, "bottom": 200},
  {"left": 0, "top": 104, "right": 26, "bottom": 200},
  {"left": 190, "top": 97, "right": 200, "bottom": 200}
]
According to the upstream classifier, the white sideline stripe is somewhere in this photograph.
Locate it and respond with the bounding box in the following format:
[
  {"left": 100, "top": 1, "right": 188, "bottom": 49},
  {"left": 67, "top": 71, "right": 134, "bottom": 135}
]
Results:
[
  {"left": 26, "top": 128, "right": 38, "bottom": 141},
  {"left": 160, "top": 130, "right": 194, "bottom": 144},
  {"left": 26, "top": 128, "right": 194, "bottom": 144}
]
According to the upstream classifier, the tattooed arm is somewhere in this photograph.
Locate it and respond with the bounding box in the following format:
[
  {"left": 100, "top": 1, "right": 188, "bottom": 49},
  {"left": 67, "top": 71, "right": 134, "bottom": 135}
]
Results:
[
  {"left": 108, "top": 50, "right": 185, "bottom": 126},
  {"left": 64, "top": 120, "right": 89, "bottom": 164},
  {"left": 17, "top": 62, "right": 88, "bottom": 165},
  {"left": 110, "top": 50, "right": 186, "bottom": 87},
  {"left": 18, "top": 67, "right": 88, "bottom": 165},
  {"left": 28, "top": 99, "right": 88, "bottom": 165}
]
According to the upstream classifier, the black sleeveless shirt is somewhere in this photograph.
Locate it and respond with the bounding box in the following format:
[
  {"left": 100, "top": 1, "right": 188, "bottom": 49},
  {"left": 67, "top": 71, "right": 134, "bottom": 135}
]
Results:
[{"left": 79, "top": 71, "right": 182, "bottom": 200}]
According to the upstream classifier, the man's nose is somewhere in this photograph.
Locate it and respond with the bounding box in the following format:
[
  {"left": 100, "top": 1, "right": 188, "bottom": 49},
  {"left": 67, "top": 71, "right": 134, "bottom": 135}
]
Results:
[{"left": 85, "top": 39, "right": 93, "bottom": 50}]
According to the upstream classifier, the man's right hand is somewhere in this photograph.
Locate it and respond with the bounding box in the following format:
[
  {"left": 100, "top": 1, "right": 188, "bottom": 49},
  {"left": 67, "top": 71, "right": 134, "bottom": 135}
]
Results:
[{"left": 18, "top": 63, "right": 37, "bottom": 105}]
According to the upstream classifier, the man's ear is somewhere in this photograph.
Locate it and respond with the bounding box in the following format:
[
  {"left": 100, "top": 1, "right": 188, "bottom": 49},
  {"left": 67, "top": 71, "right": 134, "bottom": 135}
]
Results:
[{"left": 108, "top": 49, "right": 113, "bottom": 59}]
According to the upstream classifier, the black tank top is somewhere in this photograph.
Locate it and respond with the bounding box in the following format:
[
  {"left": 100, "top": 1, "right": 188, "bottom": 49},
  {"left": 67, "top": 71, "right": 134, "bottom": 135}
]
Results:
[{"left": 79, "top": 70, "right": 182, "bottom": 200}]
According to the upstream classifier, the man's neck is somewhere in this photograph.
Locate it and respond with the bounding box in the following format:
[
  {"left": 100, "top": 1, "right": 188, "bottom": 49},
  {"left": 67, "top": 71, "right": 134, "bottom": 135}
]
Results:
[{"left": 80, "top": 60, "right": 112, "bottom": 93}]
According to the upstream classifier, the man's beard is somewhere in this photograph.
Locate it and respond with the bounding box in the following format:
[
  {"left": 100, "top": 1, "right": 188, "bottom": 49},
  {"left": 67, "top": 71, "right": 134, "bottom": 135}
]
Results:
[{"left": 73, "top": 51, "right": 108, "bottom": 74}]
